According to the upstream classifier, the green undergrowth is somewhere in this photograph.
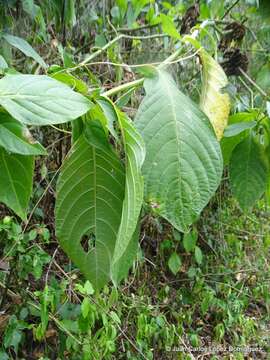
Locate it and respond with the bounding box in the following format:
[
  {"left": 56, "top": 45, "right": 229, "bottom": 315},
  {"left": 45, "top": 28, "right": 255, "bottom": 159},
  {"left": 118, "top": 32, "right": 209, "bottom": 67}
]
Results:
[{"left": 0, "top": 192, "right": 269, "bottom": 360}]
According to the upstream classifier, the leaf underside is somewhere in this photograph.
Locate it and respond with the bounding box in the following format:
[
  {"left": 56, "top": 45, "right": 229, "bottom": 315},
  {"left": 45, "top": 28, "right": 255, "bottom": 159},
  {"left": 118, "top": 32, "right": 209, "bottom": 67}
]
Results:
[
  {"left": 111, "top": 110, "right": 145, "bottom": 284},
  {"left": 55, "top": 127, "right": 125, "bottom": 290},
  {"left": 85, "top": 97, "right": 146, "bottom": 285},
  {"left": 0, "top": 75, "right": 92, "bottom": 126},
  {"left": 0, "top": 113, "right": 46, "bottom": 155},
  {"left": 135, "top": 70, "right": 223, "bottom": 232}
]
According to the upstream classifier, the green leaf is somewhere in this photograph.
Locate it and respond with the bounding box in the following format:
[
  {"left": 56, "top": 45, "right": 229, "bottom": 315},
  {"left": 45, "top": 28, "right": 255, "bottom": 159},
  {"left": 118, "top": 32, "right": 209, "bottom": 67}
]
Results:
[
  {"left": 168, "top": 252, "right": 182, "bottom": 275},
  {"left": 71, "top": 118, "right": 84, "bottom": 144},
  {"left": 65, "top": 0, "right": 76, "bottom": 27},
  {"left": 22, "top": 0, "right": 46, "bottom": 40},
  {"left": 22, "top": 0, "right": 39, "bottom": 18},
  {"left": 111, "top": 109, "right": 145, "bottom": 284},
  {"left": 159, "top": 14, "right": 181, "bottom": 39},
  {"left": 200, "top": 49, "right": 230, "bottom": 140},
  {"left": 116, "top": 0, "right": 127, "bottom": 18},
  {"left": 256, "top": 62, "right": 270, "bottom": 93},
  {"left": 84, "top": 280, "right": 95, "bottom": 295},
  {"left": 3, "top": 316, "right": 23, "bottom": 353},
  {"left": 51, "top": 72, "right": 88, "bottom": 94},
  {"left": 224, "top": 121, "right": 257, "bottom": 137},
  {"left": 0, "top": 75, "right": 92, "bottom": 126},
  {"left": 128, "top": 0, "right": 150, "bottom": 25},
  {"left": 87, "top": 104, "right": 109, "bottom": 137},
  {"left": 134, "top": 65, "right": 158, "bottom": 78},
  {"left": 115, "top": 88, "right": 134, "bottom": 108},
  {"left": 194, "top": 246, "right": 203, "bottom": 265},
  {"left": 267, "top": 101, "right": 270, "bottom": 118},
  {"left": 0, "top": 351, "right": 9, "bottom": 360},
  {"left": 0, "top": 148, "right": 33, "bottom": 220},
  {"left": 96, "top": 98, "right": 119, "bottom": 141},
  {"left": 111, "top": 6, "right": 120, "bottom": 21},
  {"left": 92, "top": 96, "right": 145, "bottom": 284},
  {"left": 55, "top": 123, "right": 125, "bottom": 290},
  {"left": 135, "top": 70, "right": 223, "bottom": 232},
  {"left": 183, "top": 230, "right": 198, "bottom": 253},
  {"left": 0, "top": 55, "right": 8, "bottom": 72},
  {"left": 3, "top": 34, "right": 47, "bottom": 69},
  {"left": 109, "top": 310, "right": 121, "bottom": 324},
  {"left": 0, "top": 113, "right": 46, "bottom": 155},
  {"left": 221, "top": 112, "right": 257, "bottom": 165},
  {"left": 81, "top": 298, "right": 91, "bottom": 318},
  {"left": 229, "top": 134, "right": 268, "bottom": 210}
]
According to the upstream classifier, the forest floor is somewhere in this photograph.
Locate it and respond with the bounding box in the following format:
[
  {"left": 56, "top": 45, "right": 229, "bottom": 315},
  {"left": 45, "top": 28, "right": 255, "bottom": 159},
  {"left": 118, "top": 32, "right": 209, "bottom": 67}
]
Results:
[{"left": 0, "top": 190, "right": 269, "bottom": 359}]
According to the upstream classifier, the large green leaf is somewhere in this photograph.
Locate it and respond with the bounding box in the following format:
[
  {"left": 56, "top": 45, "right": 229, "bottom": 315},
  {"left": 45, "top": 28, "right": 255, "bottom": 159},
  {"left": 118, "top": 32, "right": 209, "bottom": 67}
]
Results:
[
  {"left": 111, "top": 108, "right": 145, "bottom": 284},
  {"left": 0, "top": 113, "right": 46, "bottom": 155},
  {"left": 229, "top": 134, "right": 268, "bottom": 210},
  {"left": 3, "top": 34, "right": 47, "bottom": 69},
  {"left": 135, "top": 70, "right": 223, "bottom": 232},
  {"left": 55, "top": 122, "right": 125, "bottom": 290},
  {"left": 200, "top": 49, "right": 230, "bottom": 140},
  {"left": 0, "top": 148, "right": 34, "bottom": 220},
  {"left": 91, "top": 97, "right": 145, "bottom": 284},
  {"left": 0, "top": 75, "right": 92, "bottom": 126}
]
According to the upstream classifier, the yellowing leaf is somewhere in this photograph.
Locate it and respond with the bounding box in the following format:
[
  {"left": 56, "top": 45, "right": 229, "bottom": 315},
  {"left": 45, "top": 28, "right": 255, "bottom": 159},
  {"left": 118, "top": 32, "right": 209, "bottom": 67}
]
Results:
[{"left": 200, "top": 49, "right": 230, "bottom": 140}]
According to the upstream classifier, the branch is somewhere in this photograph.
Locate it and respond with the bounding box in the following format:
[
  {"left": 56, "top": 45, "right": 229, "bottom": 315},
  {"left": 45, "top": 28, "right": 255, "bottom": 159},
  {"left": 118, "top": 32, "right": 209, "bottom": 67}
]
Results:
[
  {"left": 80, "top": 34, "right": 124, "bottom": 66},
  {"left": 102, "top": 48, "right": 202, "bottom": 97},
  {"left": 221, "top": 0, "right": 241, "bottom": 20},
  {"left": 78, "top": 33, "right": 169, "bottom": 66},
  {"left": 108, "top": 23, "right": 159, "bottom": 34},
  {"left": 239, "top": 68, "right": 268, "bottom": 98}
]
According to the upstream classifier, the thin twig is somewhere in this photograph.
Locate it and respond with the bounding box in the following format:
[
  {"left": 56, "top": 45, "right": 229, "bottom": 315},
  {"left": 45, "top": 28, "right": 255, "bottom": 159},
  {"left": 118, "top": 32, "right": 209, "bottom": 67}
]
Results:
[
  {"left": 50, "top": 125, "right": 72, "bottom": 134},
  {"left": 221, "top": 0, "right": 241, "bottom": 20},
  {"left": 45, "top": 246, "right": 59, "bottom": 285},
  {"left": 79, "top": 49, "right": 199, "bottom": 70},
  {"left": 77, "top": 33, "right": 173, "bottom": 69},
  {"left": 102, "top": 47, "right": 201, "bottom": 97},
  {"left": 108, "top": 23, "right": 159, "bottom": 34},
  {"left": 239, "top": 68, "right": 268, "bottom": 98},
  {"left": 80, "top": 34, "right": 124, "bottom": 66}
]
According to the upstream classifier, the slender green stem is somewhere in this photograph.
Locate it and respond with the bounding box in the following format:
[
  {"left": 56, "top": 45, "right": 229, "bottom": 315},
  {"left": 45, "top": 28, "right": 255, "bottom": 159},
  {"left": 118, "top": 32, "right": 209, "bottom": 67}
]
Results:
[
  {"left": 121, "top": 33, "right": 168, "bottom": 40},
  {"left": 221, "top": 0, "right": 241, "bottom": 19},
  {"left": 108, "top": 23, "right": 159, "bottom": 34},
  {"left": 104, "top": 78, "right": 144, "bottom": 97},
  {"left": 158, "top": 46, "right": 183, "bottom": 69},
  {"left": 80, "top": 34, "right": 124, "bottom": 65},
  {"left": 82, "top": 27, "right": 200, "bottom": 97},
  {"left": 102, "top": 46, "right": 183, "bottom": 97},
  {"left": 80, "top": 34, "right": 168, "bottom": 67}
]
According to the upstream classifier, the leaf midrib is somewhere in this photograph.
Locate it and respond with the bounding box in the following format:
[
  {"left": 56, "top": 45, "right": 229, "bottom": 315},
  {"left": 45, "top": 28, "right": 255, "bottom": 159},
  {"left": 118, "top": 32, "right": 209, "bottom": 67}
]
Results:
[{"left": 163, "top": 74, "right": 183, "bottom": 216}]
